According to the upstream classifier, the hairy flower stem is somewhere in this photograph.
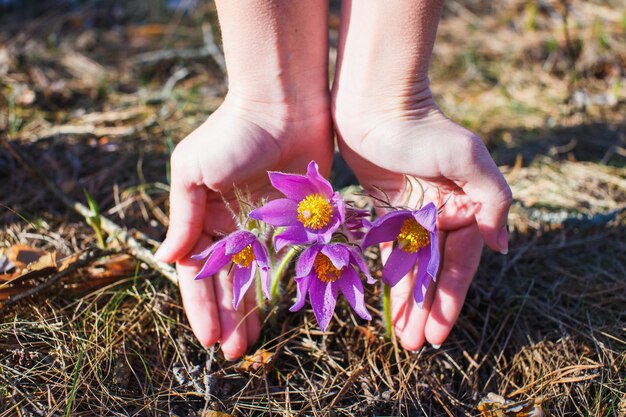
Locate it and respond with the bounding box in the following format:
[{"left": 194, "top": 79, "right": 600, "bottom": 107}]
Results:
[
  {"left": 270, "top": 246, "right": 300, "bottom": 303},
  {"left": 383, "top": 283, "right": 394, "bottom": 340}
]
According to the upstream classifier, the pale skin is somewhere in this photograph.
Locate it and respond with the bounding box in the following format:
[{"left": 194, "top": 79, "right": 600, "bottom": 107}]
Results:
[{"left": 155, "top": 0, "right": 512, "bottom": 358}]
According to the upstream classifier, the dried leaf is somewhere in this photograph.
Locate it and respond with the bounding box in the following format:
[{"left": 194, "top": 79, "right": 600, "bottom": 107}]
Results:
[
  {"left": 478, "top": 393, "right": 545, "bottom": 417},
  {"left": 0, "top": 254, "right": 15, "bottom": 274},
  {"left": 86, "top": 254, "right": 136, "bottom": 279},
  {"left": 239, "top": 349, "right": 274, "bottom": 372},
  {"left": 8, "top": 244, "right": 46, "bottom": 269}
]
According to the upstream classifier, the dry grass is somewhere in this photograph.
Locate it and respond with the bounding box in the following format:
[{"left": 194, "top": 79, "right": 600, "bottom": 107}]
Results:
[{"left": 1, "top": 0, "right": 625, "bottom": 416}]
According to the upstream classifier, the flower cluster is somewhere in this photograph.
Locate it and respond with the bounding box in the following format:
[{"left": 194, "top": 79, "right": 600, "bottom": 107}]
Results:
[{"left": 192, "top": 161, "right": 440, "bottom": 331}]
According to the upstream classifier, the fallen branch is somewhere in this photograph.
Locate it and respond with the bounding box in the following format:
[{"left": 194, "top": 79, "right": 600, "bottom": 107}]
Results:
[{"left": 1, "top": 137, "right": 178, "bottom": 285}]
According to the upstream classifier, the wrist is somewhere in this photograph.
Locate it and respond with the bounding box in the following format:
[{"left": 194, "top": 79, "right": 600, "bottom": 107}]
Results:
[{"left": 332, "top": 77, "right": 436, "bottom": 122}]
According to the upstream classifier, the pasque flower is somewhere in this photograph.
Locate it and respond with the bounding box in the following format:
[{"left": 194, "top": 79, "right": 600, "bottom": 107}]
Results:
[
  {"left": 289, "top": 243, "right": 375, "bottom": 331},
  {"left": 192, "top": 230, "right": 270, "bottom": 309},
  {"left": 249, "top": 161, "right": 345, "bottom": 252},
  {"left": 361, "top": 202, "right": 440, "bottom": 305}
]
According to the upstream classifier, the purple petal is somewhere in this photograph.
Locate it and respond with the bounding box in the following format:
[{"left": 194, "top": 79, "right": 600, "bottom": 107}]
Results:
[
  {"left": 306, "top": 160, "right": 334, "bottom": 196},
  {"left": 251, "top": 241, "right": 271, "bottom": 299},
  {"left": 347, "top": 245, "right": 376, "bottom": 284},
  {"left": 413, "top": 248, "right": 433, "bottom": 307},
  {"left": 249, "top": 198, "right": 299, "bottom": 226},
  {"left": 259, "top": 265, "right": 271, "bottom": 300},
  {"left": 268, "top": 171, "right": 318, "bottom": 200},
  {"left": 225, "top": 230, "right": 257, "bottom": 255},
  {"left": 337, "top": 267, "right": 372, "bottom": 321},
  {"left": 274, "top": 225, "right": 310, "bottom": 252},
  {"left": 289, "top": 274, "right": 313, "bottom": 312},
  {"left": 381, "top": 246, "right": 419, "bottom": 287},
  {"left": 427, "top": 233, "right": 440, "bottom": 279},
  {"left": 361, "top": 211, "right": 412, "bottom": 248},
  {"left": 251, "top": 241, "right": 270, "bottom": 268},
  {"left": 331, "top": 193, "right": 347, "bottom": 224},
  {"left": 320, "top": 244, "right": 350, "bottom": 270},
  {"left": 191, "top": 238, "right": 225, "bottom": 260},
  {"left": 194, "top": 241, "right": 231, "bottom": 279},
  {"left": 296, "top": 245, "right": 321, "bottom": 277},
  {"left": 309, "top": 277, "right": 338, "bottom": 331},
  {"left": 412, "top": 202, "right": 437, "bottom": 232},
  {"left": 233, "top": 265, "right": 256, "bottom": 309}
]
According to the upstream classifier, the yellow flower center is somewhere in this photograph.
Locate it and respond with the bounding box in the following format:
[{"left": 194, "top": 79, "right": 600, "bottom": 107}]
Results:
[
  {"left": 397, "top": 218, "right": 430, "bottom": 253},
  {"left": 231, "top": 244, "right": 255, "bottom": 268},
  {"left": 313, "top": 253, "right": 343, "bottom": 283},
  {"left": 297, "top": 194, "right": 333, "bottom": 230}
]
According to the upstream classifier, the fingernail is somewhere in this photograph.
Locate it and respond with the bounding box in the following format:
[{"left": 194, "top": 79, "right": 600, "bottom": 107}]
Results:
[
  {"left": 431, "top": 344, "right": 441, "bottom": 349},
  {"left": 497, "top": 226, "right": 509, "bottom": 255}
]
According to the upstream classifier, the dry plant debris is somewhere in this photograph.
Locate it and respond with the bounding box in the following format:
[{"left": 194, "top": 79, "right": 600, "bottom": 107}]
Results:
[{"left": 0, "top": 0, "right": 624, "bottom": 416}]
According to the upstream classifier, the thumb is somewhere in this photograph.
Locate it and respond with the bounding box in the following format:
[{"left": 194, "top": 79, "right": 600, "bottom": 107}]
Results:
[{"left": 155, "top": 173, "right": 207, "bottom": 263}]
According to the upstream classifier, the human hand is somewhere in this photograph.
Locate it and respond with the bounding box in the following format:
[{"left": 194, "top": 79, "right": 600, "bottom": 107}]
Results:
[
  {"left": 333, "top": 98, "right": 512, "bottom": 350},
  {"left": 156, "top": 95, "right": 332, "bottom": 359}
]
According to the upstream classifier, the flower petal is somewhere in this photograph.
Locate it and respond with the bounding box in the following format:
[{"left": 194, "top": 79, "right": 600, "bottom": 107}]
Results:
[
  {"left": 296, "top": 245, "right": 321, "bottom": 277},
  {"left": 337, "top": 267, "right": 372, "bottom": 321},
  {"left": 361, "top": 211, "right": 411, "bottom": 248},
  {"left": 321, "top": 244, "right": 350, "bottom": 270},
  {"left": 233, "top": 265, "right": 256, "bottom": 310},
  {"left": 225, "top": 230, "right": 257, "bottom": 255},
  {"left": 274, "top": 225, "right": 310, "bottom": 252},
  {"left": 251, "top": 241, "right": 270, "bottom": 268},
  {"left": 413, "top": 248, "right": 433, "bottom": 307},
  {"left": 190, "top": 238, "right": 224, "bottom": 260},
  {"left": 194, "top": 241, "right": 230, "bottom": 279},
  {"left": 412, "top": 202, "right": 437, "bottom": 232},
  {"left": 289, "top": 274, "right": 313, "bottom": 312},
  {"left": 268, "top": 171, "right": 318, "bottom": 200},
  {"left": 382, "top": 246, "right": 419, "bottom": 287},
  {"left": 249, "top": 198, "right": 299, "bottom": 226},
  {"left": 347, "top": 245, "right": 376, "bottom": 284},
  {"left": 309, "top": 277, "right": 338, "bottom": 331},
  {"left": 259, "top": 265, "right": 271, "bottom": 300},
  {"left": 306, "top": 160, "right": 334, "bottom": 197},
  {"left": 427, "top": 232, "right": 440, "bottom": 279},
  {"left": 252, "top": 241, "right": 271, "bottom": 299}
]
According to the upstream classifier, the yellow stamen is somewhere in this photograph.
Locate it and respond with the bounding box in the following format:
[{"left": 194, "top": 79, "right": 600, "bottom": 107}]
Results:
[
  {"left": 397, "top": 218, "right": 430, "bottom": 253},
  {"left": 313, "top": 253, "right": 343, "bottom": 283},
  {"left": 297, "top": 194, "right": 333, "bottom": 230},
  {"left": 232, "top": 244, "right": 255, "bottom": 268}
]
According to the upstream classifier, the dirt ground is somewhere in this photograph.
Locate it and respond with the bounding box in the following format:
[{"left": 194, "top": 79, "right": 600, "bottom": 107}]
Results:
[{"left": 0, "top": 0, "right": 624, "bottom": 416}]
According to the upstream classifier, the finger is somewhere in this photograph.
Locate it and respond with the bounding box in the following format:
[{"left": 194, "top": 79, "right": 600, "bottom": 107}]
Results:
[
  {"left": 214, "top": 267, "right": 249, "bottom": 360},
  {"left": 459, "top": 138, "right": 512, "bottom": 253},
  {"left": 155, "top": 169, "right": 207, "bottom": 263},
  {"left": 393, "top": 230, "right": 446, "bottom": 351},
  {"left": 243, "top": 281, "right": 261, "bottom": 348},
  {"left": 177, "top": 234, "right": 221, "bottom": 348},
  {"left": 425, "top": 223, "right": 483, "bottom": 346},
  {"left": 435, "top": 193, "right": 479, "bottom": 231},
  {"left": 398, "top": 276, "right": 437, "bottom": 351}
]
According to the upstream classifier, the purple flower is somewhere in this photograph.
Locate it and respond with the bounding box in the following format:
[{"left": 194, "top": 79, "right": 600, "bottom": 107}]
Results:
[
  {"left": 192, "top": 230, "right": 270, "bottom": 309},
  {"left": 361, "top": 202, "right": 440, "bottom": 306},
  {"left": 289, "top": 243, "right": 375, "bottom": 331},
  {"left": 341, "top": 206, "right": 371, "bottom": 243},
  {"left": 249, "top": 161, "right": 345, "bottom": 252}
]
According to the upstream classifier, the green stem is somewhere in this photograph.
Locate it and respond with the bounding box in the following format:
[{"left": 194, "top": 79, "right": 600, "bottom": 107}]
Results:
[
  {"left": 383, "top": 283, "right": 394, "bottom": 340},
  {"left": 270, "top": 246, "right": 299, "bottom": 303},
  {"left": 94, "top": 227, "right": 106, "bottom": 249}
]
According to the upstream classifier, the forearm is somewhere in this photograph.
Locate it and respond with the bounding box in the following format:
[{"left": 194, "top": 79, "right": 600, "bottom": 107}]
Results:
[
  {"left": 216, "top": 0, "right": 329, "bottom": 114},
  {"left": 334, "top": 0, "right": 443, "bottom": 101}
]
